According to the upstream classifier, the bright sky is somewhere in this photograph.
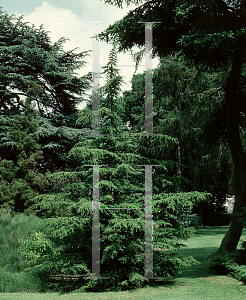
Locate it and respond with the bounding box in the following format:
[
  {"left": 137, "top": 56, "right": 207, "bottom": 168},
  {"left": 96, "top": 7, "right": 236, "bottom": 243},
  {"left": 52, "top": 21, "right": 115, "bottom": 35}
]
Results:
[{"left": 1, "top": 0, "right": 159, "bottom": 108}]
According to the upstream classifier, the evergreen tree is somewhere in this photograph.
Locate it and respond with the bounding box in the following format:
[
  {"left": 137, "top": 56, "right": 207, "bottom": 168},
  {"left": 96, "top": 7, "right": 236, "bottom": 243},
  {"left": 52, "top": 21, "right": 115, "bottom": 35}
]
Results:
[
  {"left": 0, "top": 8, "right": 91, "bottom": 116},
  {"left": 98, "top": 0, "right": 246, "bottom": 252},
  {"left": 22, "top": 46, "right": 202, "bottom": 292},
  {"left": 0, "top": 110, "right": 49, "bottom": 213},
  {"left": 34, "top": 114, "right": 91, "bottom": 173},
  {"left": 122, "top": 56, "right": 233, "bottom": 225}
]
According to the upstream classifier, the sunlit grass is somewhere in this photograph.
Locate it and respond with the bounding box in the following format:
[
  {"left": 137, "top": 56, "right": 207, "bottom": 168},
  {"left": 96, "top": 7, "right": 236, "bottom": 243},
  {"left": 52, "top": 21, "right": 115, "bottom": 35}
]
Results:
[{"left": 1, "top": 226, "right": 246, "bottom": 299}]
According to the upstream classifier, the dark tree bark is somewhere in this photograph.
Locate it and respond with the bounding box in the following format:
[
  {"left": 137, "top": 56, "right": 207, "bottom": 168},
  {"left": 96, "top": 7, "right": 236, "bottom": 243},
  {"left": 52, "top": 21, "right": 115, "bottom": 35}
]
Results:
[
  {"left": 218, "top": 50, "right": 246, "bottom": 253},
  {"left": 176, "top": 141, "right": 182, "bottom": 193}
]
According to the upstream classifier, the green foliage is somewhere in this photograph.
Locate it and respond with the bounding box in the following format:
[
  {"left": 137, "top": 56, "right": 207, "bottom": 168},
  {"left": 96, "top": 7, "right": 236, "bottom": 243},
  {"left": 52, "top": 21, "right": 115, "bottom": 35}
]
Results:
[
  {"left": 0, "top": 112, "right": 50, "bottom": 212},
  {"left": 21, "top": 50, "right": 201, "bottom": 292},
  {"left": 0, "top": 208, "right": 44, "bottom": 272},
  {"left": 210, "top": 251, "right": 240, "bottom": 275},
  {"left": 99, "top": 2, "right": 246, "bottom": 253},
  {"left": 34, "top": 114, "right": 90, "bottom": 172},
  {"left": 210, "top": 250, "right": 246, "bottom": 281},
  {"left": 0, "top": 267, "right": 42, "bottom": 292},
  {"left": 211, "top": 237, "right": 246, "bottom": 282},
  {"left": 122, "top": 56, "right": 234, "bottom": 207},
  {"left": 0, "top": 8, "right": 91, "bottom": 116},
  {"left": 0, "top": 5, "right": 236, "bottom": 292},
  {"left": 99, "top": 0, "right": 246, "bottom": 68},
  {"left": 99, "top": 45, "right": 126, "bottom": 135},
  {"left": 153, "top": 192, "right": 209, "bottom": 232},
  {"left": 18, "top": 231, "right": 56, "bottom": 262}
]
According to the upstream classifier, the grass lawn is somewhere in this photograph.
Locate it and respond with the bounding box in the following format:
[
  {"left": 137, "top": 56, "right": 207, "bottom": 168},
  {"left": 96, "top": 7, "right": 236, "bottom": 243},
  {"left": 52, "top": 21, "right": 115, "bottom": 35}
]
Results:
[{"left": 1, "top": 226, "right": 246, "bottom": 300}]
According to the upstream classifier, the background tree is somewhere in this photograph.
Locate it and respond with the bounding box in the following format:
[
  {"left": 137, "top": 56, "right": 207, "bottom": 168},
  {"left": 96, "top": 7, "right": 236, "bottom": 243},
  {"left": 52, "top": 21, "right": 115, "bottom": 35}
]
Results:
[
  {"left": 122, "top": 55, "right": 233, "bottom": 225},
  {"left": 0, "top": 109, "right": 50, "bottom": 213},
  {"left": 0, "top": 7, "right": 93, "bottom": 210},
  {"left": 34, "top": 114, "right": 91, "bottom": 173},
  {"left": 98, "top": 0, "right": 246, "bottom": 252},
  {"left": 0, "top": 7, "right": 91, "bottom": 117}
]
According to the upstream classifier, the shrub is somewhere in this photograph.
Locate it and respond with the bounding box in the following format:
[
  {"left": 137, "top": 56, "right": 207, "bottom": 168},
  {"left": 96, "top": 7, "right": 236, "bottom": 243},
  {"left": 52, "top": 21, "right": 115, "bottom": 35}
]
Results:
[
  {"left": 210, "top": 251, "right": 240, "bottom": 275},
  {"left": 210, "top": 240, "right": 246, "bottom": 283},
  {"left": 0, "top": 208, "right": 45, "bottom": 272},
  {"left": 0, "top": 267, "right": 42, "bottom": 292}
]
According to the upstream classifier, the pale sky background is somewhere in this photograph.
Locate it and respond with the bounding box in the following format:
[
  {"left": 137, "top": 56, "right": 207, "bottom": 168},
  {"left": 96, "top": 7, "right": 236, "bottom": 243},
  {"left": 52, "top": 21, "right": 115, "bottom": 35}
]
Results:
[{"left": 1, "top": 0, "right": 159, "bottom": 108}]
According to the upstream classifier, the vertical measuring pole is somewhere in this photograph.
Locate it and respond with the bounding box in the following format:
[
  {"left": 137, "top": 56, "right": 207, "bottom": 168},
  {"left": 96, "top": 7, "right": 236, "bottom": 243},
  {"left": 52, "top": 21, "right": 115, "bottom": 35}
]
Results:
[
  {"left": 83, "top": 21, "right": 107, "bottom": 136},
  {"left": 84, "top": 164, "right": 109, "bottom": 280}
]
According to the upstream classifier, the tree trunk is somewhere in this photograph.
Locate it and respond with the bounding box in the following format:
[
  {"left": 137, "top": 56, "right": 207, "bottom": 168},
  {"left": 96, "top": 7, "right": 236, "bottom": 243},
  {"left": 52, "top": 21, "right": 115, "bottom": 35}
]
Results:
[
  {"left": 176, "top": 141, "right": 182, "bottom": 193},
  {"left": 218, "top": 50, "right": 246, "bottom": 253}
]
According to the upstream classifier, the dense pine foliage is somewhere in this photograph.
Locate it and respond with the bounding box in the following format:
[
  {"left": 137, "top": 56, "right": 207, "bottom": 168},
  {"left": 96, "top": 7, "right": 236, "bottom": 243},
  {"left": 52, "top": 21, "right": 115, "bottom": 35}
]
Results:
[
  {"left": 0, "top": 3, "right": 242, "bottom": 293},
  {"left": 16, "top": 47, "right": 206, "bottom": 292},
  {"left": 0, "top": 8, "right": 91, "bottom": 116},
  {"left": 99, "top": 0, "right": 246, "bottom": 253}
]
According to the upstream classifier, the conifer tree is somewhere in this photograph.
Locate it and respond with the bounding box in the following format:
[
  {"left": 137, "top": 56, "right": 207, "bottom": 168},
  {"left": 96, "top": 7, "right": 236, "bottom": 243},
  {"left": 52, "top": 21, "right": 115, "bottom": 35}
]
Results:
[
  {"left": 0, "top": 7, "right": 91, "bottom": 116},
  {"left": 0, "top": 109, "right": 49, "bottom": 213},
  {"left": 122, "top": 56, "right": 233, "bottom": 224},
  {"left": 22, "top": 46, "right": 208, "bottom": 292},
  {"left": 98, "top": 0, "right": 246, "bottom": 252}
]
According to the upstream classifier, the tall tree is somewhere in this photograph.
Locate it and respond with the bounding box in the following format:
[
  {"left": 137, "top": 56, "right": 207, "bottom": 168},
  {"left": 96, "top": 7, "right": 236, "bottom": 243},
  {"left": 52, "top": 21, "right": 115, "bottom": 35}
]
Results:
[
  {"left": 98, "top": 0, "right": 246, "bottom": 252},
  {"left": 0, "top": 8, "right": 91, "bottom": 116},
  {"left": 122, "top": 56, "right": 234, "bottom": 225},
  {"left": 23, "top": 46, "right": 203, "bottom": 292}
]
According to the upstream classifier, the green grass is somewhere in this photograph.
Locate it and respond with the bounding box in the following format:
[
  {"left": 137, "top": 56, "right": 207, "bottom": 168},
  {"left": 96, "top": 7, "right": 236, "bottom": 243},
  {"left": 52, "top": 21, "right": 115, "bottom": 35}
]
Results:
[{"left": 1, "top": 226, "right": 246, "bottom": 299}]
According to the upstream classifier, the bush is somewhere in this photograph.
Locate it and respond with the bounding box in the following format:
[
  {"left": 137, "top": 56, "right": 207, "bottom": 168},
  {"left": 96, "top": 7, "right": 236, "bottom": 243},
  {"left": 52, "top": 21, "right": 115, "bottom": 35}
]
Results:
[
  {"left": 210, "top": 251, "right": 240, "bottom": 275},
  {"left": 0, "top": 208, "right": 45, "bottom": 272},
  {"left": 18, "top": 231, "right": 56, "bottom": 262},
  {"left": 0, "top": 267, "right": 43, "bottom": 292},
  {"left": 210, "top": 240, "right": 246, "bottom": 283}
]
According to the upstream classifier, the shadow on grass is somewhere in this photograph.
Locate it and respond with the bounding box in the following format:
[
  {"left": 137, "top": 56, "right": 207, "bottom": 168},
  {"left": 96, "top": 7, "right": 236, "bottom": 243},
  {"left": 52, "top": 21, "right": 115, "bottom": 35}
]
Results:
[
  {"left": 152, "top": 226, "right": 231, "bottom": 290},
  {"left": 53, "top": 227, "right": 246, "bottom": 293},
  {"left": 136, "top": 227, "right": 246, "bottom": 291},
  {"left": 193, "top": 226, "right": 229, "bottom": 236}
]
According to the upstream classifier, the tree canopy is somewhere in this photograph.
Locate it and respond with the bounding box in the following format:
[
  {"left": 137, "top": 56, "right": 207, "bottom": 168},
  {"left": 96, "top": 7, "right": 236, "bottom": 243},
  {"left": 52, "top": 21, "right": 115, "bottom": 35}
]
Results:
[
  {"left": 99, "top": 0, "right": 246, "bottom": 66},
  {"left": 99, "top": 0, "right": 246, "bottom": 252},
  {"left": 0, "top": 7, "right": 91, "bottom": 116},
  {"left": 1, "top": 2, "right": 245, "bottom": 293}
]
